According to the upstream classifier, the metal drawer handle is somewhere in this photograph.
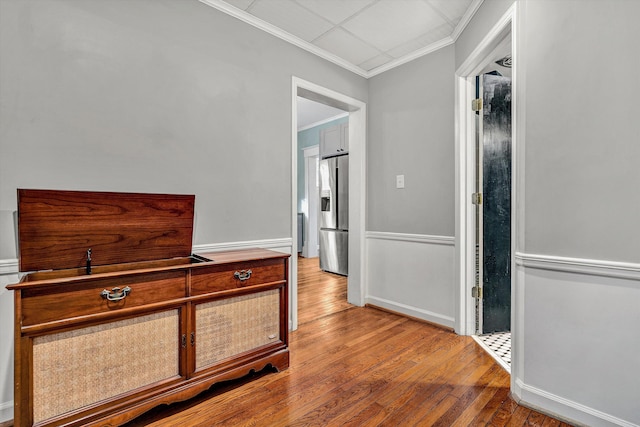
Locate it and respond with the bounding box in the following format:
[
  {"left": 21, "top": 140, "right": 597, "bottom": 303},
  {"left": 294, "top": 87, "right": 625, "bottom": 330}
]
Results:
[
  {"left": 234, "top": 269, "right": 252, "bottom": 281},
  {"left": 100, "top": 286, "right": 132, "bottom": 301}
]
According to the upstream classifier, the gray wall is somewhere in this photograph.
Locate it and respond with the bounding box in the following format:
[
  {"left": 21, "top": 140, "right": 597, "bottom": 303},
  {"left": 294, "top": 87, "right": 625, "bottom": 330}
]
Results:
[
  {"left": 2, "top": 0, "right": 639, "bottom": 424},
  {"left": 523, "top": 0, "right": 640, "bottom": 263},
  {"left": 455, "top": 0, "right": 514, "bottom": 70},
  {"left": 518, "top": 2, "right": 640, "bottom": 422},
  {"left": 0, "top": 0, "right": 368, "bottom": 256},
  {"left": 367, "top": 45, "right": 455, "bottom": 236},
  {"left": 0, "top": 0, "right": 368, "bottom": 416},
  {"left": 456, "top": 1, "right": 640, "bottom": 424}
]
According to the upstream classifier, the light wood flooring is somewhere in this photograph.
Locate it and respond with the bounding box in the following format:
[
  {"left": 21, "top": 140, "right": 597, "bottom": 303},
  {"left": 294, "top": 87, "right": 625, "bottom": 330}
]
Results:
[{"left": 125, "top": 256, "right": 571, "bottom": 426}]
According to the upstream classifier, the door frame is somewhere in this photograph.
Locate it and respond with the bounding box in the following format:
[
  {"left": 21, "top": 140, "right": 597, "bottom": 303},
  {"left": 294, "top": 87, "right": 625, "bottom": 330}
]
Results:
[
  {"left": 291, "top": 77, "right": 367, "bottom": 331},
  {"left": 455, "top": 2, "right": 524, "bottom": 392},
  {"left": 302, "top": 145, "right": 319, "bottom": 259}
]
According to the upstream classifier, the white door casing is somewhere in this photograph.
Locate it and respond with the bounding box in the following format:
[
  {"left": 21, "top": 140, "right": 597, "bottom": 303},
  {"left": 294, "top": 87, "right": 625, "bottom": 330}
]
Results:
[
  {"left": 291, "top": 77, "right": 367, "bottom": 331},
  {"left": 454, "top": 1, "right": 522, "bottom": 395},
  {"left": 303, "top": 146, "right": 319, "bottom": 259}
]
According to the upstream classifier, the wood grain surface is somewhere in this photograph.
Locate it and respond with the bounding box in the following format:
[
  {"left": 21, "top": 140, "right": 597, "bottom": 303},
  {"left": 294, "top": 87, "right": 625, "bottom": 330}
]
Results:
[{"left": 17, "top": 189, "right": 195, "bottom": 272}]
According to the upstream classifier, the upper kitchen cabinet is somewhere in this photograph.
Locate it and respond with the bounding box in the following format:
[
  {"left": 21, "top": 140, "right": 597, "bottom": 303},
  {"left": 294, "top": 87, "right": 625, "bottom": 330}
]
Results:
[{"left": 320, "top": 122, "right": 349, "bottom": 158}]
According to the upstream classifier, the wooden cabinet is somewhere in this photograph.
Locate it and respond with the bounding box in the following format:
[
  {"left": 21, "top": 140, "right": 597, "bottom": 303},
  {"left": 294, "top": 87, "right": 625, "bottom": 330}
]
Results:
[
  {"left": 7, "top": 190, "right": 289, "bottom": 427},
  {"left": 320, "top": 122, "right": 349, "bottom": 158}
]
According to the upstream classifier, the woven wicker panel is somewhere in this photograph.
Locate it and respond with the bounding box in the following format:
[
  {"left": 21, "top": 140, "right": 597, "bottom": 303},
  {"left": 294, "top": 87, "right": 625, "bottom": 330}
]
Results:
[
  {"left": 32, "top": 310, "right": 179, "bottom": 423},
  {"left": 195, "top": 289, "right": 280, "bottom": 370}
]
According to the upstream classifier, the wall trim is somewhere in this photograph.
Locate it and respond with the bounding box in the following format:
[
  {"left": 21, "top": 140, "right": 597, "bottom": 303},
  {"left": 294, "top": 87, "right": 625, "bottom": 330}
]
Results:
[
  {"left": 515, "top": 252, "right": 640, "bottom": 281},
  {"left": 303, "top": 145, "right": 319, "bottom": 158},
  {"left": 366, "top": 231, "right": 456, "bottom": 331},
  {"left": 199, "top": 0, "right": 368, "bottom": 77},
  {"left": 365, "top": 296, "right": 455, "bottom": 329},
  {"left": 193, "top": 238, "right": 292, "bottom": 254},
  {"left": 451, "top": 0, "right": 486, "bottom": 41},
  {"left": 0, "top": 399, "right": 13, "bottom": 423},
  {"left": 515, "top": 379, "right": 636, "bottom": 427},
  {"left": 0, "top": 259, "right": 18, "bottom": 275},
  {"left": 366, "top": 231, "right": 454, "bottom": 246},
  {"left": 368, "top": 37, "right": 454, "bottom": 78},
  {"left": 198, "top": 0, "right": 483, "bottom": 79}
]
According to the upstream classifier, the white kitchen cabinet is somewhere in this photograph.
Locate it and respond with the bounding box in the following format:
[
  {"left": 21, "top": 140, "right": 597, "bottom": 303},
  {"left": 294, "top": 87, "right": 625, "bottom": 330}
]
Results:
[{"left": 320, "top": 122, "right": 348, "bottom": 158}]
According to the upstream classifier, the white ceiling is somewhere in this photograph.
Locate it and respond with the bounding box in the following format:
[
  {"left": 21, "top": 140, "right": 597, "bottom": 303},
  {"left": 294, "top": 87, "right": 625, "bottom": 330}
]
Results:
[
  {"left": 297, "top": 97, "right": 347, "bottom": 130},
  {"left": 200, "top": 0, "right": 483, "bottom": 78}
]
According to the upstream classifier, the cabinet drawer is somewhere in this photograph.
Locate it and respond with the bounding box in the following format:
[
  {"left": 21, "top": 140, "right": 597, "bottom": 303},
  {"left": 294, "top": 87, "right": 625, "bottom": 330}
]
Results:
[
  {"left": 191, "top": 259, "right": 285, "bottom": 295},
  {"left": 21, "top": 271, "right": 186, "bottom": 326}
]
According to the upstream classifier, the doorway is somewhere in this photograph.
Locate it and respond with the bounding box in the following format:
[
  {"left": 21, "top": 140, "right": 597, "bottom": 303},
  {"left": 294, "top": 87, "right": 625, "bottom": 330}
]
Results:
[
  {"left": 474, "top": 70, "right": 513, "bottom": 372},
  {"left": 454, "top": 4, "right": 518, "bottom": 377},
  {"left": 290, "top": 77, "right": 367, "bottom": 332},
  {"left": 475, "top": 71, "right": 512, "bottom": 335}
]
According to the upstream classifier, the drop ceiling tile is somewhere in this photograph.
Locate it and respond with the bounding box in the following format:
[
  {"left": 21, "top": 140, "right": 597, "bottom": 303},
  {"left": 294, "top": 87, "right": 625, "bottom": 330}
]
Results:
[
  {"left": 426, "top": 0, "right": 474, "bottom": 23},
  {"left": 386, "top": 22, "right": 453, "bottom": 58},
  {"left": 221, "top": 0, "right": 255, "bottom": 11},
  {"left": 358, "top": 54, "right": 393, "bottom": 71},
  {"left": 249, "top": 0, "right": 333, "bottom": 42},
  {"left": 342, "top": 0, "right": 448, "bottom": 52},
  {"left": 295, "top": 0, "right": 376, "bottom": 25},
  {"left": 314, "top": 28, "right": 381, "bottom": 66}
]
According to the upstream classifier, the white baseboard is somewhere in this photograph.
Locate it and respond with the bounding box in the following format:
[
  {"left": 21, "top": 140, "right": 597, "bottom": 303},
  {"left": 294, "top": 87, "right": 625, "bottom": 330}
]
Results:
[
  {"left": 365, "top": 232, "right": 456, "bottom": 330},
  {"left": 515, "top": 379, "right": 637, "bottom": 427},
  {"left": 366, "top": 295, "right": 455, "bottom": 328},
  {"left": 0, "top": 399, "right": 12, "bottom": 423},
  {"left": 513, "top": 253, "right": 640, "bottom": 427}
]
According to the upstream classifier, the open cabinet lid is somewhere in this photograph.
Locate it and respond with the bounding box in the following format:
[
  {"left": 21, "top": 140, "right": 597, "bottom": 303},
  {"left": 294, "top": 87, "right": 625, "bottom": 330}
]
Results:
[{"left": 17, "top": 189, "right": 195, "bottom": 272}]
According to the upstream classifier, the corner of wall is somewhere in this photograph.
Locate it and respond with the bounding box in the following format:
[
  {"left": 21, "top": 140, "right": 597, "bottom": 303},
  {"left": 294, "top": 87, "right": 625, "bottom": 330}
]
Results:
[{"left": 0, "top": 263, "right": 18, "bottom": 424}]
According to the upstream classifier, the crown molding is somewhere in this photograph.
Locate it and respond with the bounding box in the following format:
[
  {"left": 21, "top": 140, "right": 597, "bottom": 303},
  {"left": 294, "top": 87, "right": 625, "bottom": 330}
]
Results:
[
  {"left": 198, "top": 0, "right": 368, "bottom": 78},
  {"left": 199, "top": 0, "right": 485, "bottom": 79},
  {"left": 366, "top": 37, "right": 455, "bottom": 78},
  {"left": 451, "top": 0, "right": 485, "bottom": 41}
]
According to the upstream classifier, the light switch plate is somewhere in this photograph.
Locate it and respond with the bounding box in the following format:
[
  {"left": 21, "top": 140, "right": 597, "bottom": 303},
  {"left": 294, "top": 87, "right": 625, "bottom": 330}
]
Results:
[{"left": 396, "top": 175, "right": 405, "bottom": 189}]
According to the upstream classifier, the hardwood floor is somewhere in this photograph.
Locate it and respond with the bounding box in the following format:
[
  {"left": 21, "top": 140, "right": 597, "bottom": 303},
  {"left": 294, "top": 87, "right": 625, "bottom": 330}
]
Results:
[
  {"left": 124, "top": 256, "right": 571, "bottom": 426},
  {"left": 296, "top": 256, "right": 351, "bottom": 326}
]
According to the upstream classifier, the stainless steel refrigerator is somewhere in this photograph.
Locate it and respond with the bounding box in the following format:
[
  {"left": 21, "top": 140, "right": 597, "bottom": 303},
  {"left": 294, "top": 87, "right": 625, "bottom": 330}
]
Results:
[{"left": 319, "top": 155, "right": 348, "bottom": 275}]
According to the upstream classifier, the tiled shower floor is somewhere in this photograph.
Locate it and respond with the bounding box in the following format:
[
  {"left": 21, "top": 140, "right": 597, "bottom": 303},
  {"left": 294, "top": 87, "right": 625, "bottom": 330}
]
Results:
[{"left": 475, "top": 332, "right": 511, "bottom": 372}]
